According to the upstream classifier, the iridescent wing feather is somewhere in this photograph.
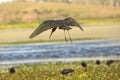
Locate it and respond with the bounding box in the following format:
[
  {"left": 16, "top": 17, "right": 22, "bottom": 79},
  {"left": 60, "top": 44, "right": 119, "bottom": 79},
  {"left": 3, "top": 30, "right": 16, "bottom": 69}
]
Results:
[{"left": 29, "top": 20, "right": 57, "bottom": 39}]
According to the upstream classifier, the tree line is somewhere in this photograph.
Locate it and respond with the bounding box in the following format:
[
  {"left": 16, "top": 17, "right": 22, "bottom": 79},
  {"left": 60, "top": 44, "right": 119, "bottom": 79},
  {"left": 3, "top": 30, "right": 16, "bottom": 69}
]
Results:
[{"left": 12, "top": 0, "right": 120, "bottom": 7}]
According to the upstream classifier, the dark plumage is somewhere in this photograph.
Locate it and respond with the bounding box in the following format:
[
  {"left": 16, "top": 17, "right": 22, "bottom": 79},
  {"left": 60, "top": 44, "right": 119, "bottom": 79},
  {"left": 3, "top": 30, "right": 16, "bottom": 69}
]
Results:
[
  {"left": 106, "top": 60, "right": 114, "bottom": 65},
  {"left": 29, "top": 17, "right": 83, "bottom": 42},
  {"left": 9, "top": 67, "right": 15, "bottom": 73},
  {"left": 96, "top": 60, "right": 101, "bottom": 65},
  {"left": 81, "top": 62, "right": 87, "bottom": 68},
  {"left": 61, "top": 69, "right": 74, "bottom": 75}
]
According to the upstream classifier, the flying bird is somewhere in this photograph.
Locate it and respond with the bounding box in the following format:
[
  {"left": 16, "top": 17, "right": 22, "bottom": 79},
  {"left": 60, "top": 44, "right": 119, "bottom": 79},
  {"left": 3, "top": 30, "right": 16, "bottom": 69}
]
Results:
[{"left": 29, "top": 17, "right": 84, "bottom": 42}]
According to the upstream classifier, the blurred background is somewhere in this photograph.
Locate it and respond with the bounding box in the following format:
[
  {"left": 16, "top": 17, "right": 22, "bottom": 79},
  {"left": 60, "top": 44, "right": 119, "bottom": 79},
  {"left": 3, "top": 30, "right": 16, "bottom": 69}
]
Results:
[
  {"left": 0, "top": 0, "right": 120, "bottom": 44},
  {"left": 0, "top": 0, "right": 120, "bottom": 24},
  {"left": 0, "top": 0, "right": 120, "bottom": 64},
  {"left": 0, "top": 1, "right": 120, "bottom": 79}
]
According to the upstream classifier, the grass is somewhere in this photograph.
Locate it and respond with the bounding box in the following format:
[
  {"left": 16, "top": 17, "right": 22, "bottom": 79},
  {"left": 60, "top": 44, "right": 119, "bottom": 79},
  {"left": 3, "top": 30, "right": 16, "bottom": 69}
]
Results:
[
  {"left": 0, "top": 61, "right": 119, "bottom": 80},
  {"left": 0, "top": 18, "right": 120, "bottom": 30},
  {"left": 0, "top": 2, "right": 120, "bottom": 30},
  {"left": 79, "top": 18, "right": 120, "bottom": 24},
  {"left": 0, "top": 23, "right": 37, "bottom": 30},
  {"left": 0, "top": 37, "right": 101, "bottom": 45}
]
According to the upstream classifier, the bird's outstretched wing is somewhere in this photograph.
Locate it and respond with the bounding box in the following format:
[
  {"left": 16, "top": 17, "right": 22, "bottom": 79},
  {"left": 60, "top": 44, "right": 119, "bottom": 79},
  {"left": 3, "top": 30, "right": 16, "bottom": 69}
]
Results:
[{"left": 29, "top": 20, "right": 57, "bottom": 39}]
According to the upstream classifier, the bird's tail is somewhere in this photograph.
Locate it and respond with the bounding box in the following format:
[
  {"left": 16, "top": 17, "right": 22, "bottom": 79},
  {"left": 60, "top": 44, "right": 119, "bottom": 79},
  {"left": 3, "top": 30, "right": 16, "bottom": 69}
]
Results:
[
  {"left": 29, "top": 24, "right": 45, "bottom": 39},
  {"left": 29, "top": 32, "right": 36, "bottom": 39},
  {"left": 29, "top": 27, "right": 42, "bottom": 39}
]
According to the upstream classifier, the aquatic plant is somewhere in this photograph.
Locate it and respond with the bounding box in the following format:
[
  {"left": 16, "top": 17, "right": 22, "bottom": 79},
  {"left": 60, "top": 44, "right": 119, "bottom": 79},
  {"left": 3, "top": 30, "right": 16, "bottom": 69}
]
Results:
[{"left": 0, "top": 61, "right": 119, "bottom": 80}]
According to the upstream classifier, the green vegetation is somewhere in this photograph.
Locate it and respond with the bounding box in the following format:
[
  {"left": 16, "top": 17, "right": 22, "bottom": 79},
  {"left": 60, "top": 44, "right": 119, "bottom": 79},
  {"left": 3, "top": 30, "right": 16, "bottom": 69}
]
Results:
[
  {"left": 0, "top": 18, "right": 120, "bottom": 30},
  {"left": 0, "top": 37, "right": 102, "bottom": 45},
  {"left": 0, "top": 61, "right": 119, "bottom": 80},
  {"left": 80, "top": 18, "right": 120, "bottom": 24},
  {"left": 0, "top": 22, "right": 37, "bottom": 30},
  {"left": 0, "top": 2, "right": 120, "bottom": 30}
]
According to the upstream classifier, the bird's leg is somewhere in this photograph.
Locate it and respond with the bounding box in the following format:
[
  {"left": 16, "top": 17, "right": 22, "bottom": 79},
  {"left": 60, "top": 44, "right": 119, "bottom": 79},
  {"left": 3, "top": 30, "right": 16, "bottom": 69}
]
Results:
[
  {"left": 49, "top": 27, "right": 57, "bottom": 39},
  {"left": 67, "top": 30, "right": 72, "bottom": 43},
  {"left": 64, "top": 30, "right": 68, "bottom": 42}
]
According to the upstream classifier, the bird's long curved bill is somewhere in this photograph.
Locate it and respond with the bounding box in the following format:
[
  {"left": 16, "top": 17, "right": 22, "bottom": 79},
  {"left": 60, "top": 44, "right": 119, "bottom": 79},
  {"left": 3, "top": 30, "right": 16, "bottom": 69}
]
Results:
[{"left": 77, "top": 23, "right": 84, "bottom": 31}]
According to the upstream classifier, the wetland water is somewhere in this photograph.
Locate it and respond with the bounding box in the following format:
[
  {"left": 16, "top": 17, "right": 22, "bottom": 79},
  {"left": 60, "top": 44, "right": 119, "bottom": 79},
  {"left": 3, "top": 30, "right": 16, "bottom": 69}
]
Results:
[
  {"left": 0, "top": 40, "right": 120, "bottom": 66},
  {"left": 0, "top": 40, "right": 120, "bottom": 65}
]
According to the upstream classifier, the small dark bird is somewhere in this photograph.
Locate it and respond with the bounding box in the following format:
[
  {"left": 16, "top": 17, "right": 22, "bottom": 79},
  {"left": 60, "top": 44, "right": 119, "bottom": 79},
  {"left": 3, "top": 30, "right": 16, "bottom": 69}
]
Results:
[
  {"left": 81, "top": 62, "right": 87, "bottom": 68},
  {"left": 106, "top": 60, "right": 114, "bottom": 66},
  {"left": 9, "top": 67, "right": 15, "bottom": 73},
  {"left": 96, "top": 60, "right": 101, "bottom": 65},
  {"left": 61, "top": 69, "right": 74, "bottom": 76},
  {"left": 29, "top": 17, "right": 84, "bottom": 42}
]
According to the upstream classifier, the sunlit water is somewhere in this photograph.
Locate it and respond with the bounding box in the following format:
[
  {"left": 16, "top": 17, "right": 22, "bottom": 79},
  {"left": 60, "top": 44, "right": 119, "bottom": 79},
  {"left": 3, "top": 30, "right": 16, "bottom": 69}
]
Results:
[{"left": 0, "top": 40, "right": 120, "bottom": 61}]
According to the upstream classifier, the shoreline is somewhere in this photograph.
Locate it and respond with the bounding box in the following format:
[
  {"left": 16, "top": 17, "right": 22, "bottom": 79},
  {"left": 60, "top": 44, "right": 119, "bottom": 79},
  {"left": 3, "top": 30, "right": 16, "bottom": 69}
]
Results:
[
  {"left": 0, "top": 23, "right": 120, "bottom": 44},
  {"left": 0, "top": 56, "right": 119, "bottom": 66},
  {"left": 0, "top": 37, "right": 102, "bottom": 45}
]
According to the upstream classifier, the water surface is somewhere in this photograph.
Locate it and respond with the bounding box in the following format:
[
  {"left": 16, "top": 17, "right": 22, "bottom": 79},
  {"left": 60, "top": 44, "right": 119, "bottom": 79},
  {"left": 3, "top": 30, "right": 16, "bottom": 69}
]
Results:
[{"left": 0, "top": 40, "right": 120, "bottom": 61}]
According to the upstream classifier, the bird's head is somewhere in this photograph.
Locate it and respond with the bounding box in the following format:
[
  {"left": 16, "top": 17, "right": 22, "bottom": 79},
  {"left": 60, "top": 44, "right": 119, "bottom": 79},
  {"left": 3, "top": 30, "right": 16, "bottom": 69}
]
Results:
[
  {"left": 64, "top": 17, "right": 84, "bottom": 31},
  {"left": 64, "top": 17, "right": 78, "bottom": 26}
]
